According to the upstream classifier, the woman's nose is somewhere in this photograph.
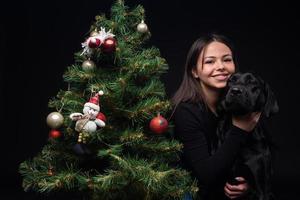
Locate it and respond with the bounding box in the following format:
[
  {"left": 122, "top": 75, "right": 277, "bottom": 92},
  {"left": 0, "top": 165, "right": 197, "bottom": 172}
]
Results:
[{"left": 216, "top": 60, "right": 225, "bottom": 70}]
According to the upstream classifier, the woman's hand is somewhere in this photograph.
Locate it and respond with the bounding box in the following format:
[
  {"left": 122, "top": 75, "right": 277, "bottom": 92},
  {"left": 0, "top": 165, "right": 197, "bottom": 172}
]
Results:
[
  {"left": 224, "top": 177, "right": 249, "bottom": 199},
  {"left": 232, "top": 112, "right": 261, "bottom": 132}
]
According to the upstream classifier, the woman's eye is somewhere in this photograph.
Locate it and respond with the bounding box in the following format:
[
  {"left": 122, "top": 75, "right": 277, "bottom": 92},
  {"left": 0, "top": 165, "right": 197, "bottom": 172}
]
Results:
[
  {"left": 224, "top": 59, "right": 232, "bottom": 62},
  {"left": 205, "top": 60, "right": 214, "bottom": 64}
]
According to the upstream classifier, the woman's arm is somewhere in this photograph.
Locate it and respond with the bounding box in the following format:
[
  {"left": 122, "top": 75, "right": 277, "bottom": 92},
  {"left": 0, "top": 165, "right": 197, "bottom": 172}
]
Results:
[{"left": 174, "top": 103, "right": 249, "bottom": 186}]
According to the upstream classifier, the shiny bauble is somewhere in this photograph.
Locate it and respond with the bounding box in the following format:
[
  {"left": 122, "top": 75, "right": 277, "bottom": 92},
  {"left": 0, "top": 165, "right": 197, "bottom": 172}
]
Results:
[
  {"left": 88, "top": 37, "right": 101, "bottom": 48},
  {"left": 90, "top": 30, "right": 99, "bottom": 37},
  {"left": 149, "top": 114, "right": 168, "bottom": 134},
  {"left": 73, "top": 143, "right": 91, "bottom": 155},
  {"left": 137, "top": 20, "right": 148, "bottom": 33},
  {"left": 49, "top": 129, "right": 62, "bottom": 139},
  {"left": 46, "top": 112, "right": 64, "bottom": 129},
  {"left": 102, "top": 38, "right": 116, "bottom": 53},
  {"left": 82, "top": 60, "right": 96, "bottom": 71}
]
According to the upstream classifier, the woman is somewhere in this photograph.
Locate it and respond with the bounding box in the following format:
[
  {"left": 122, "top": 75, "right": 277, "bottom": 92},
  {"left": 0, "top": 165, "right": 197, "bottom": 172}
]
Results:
[{"left": 172, "top": 34, "right": 262, "bottom": 199}]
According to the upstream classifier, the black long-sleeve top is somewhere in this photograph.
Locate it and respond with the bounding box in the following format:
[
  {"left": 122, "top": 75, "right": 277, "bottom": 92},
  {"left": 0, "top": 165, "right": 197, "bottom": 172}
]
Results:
[{"left": 174, "top": 101, "right": 251, "bottom": 199}]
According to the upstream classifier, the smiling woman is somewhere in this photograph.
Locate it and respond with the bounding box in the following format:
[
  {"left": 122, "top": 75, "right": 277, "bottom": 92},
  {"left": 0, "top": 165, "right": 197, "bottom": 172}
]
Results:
[
  {"left": 171, "top": 34, "right": 238, "bottom": 113},
  {"left": 171, "top": 33, "right": 268, "bottom": 200},
  {"left": 192, "top": 41, "right": 235, "bottom": 92}
]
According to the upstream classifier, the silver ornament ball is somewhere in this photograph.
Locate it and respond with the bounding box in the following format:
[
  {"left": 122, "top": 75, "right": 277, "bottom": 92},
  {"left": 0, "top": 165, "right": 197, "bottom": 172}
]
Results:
[
  {"left": 46, "top": 112, "right": 64, "bottom": 129},
  {"left": 137, "top": 20, "right": 148, "bottom": 33},
  {"left": 82, "top": 60, "right": 96, "bottom": 71}
]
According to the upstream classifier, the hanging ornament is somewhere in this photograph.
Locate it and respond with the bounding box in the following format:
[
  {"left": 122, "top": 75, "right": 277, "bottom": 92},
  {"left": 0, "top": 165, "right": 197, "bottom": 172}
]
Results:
[
  {"left": 81, "top": 27, "right": 115, "bottom": 56},
  {"left": 49, "top": 129, "right": 62, "bottom": 139},
  {"left": 47, "top": 166, "right": 54, "bottom": 176},
  {"left": 149, "top": 113, "right": 169, "bottom": 134},
  {"left": 96, "top": 112, "right": 107, "bottom": 122},
  {"left": 102, "top": 38, "right": 117, "bottom": 53},
  {"left": 137, "top": 20, "right": 148, "bottom": 33},
  {"left": 78, "top": 132, "right": 90, "bottom": 143},
  {"left": 82, "top": 59, "right": 96, "bottom": 71},
  {"left": 73, "top": 143, "right": 91, "bottom": 155},
  {"left": 90, "top": 29, "right": 99, "bottom": 37},
  {"left": 87, "top": 37, "right": 101, "bottom": 48},
  {"left": 46, "top": 112, "right": 64, "bottom": 129},
  {"left": 70, "top": 91, "right": 106, "bottom": 134}
]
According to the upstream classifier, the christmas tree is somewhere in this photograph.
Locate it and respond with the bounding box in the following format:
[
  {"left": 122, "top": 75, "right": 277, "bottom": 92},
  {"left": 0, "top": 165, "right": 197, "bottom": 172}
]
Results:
[{"left": 19, "top": 1, "right": 198, "bottom": 199}]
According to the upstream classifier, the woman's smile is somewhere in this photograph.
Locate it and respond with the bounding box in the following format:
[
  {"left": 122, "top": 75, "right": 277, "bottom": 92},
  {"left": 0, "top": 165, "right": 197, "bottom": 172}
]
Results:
[{"left": 212, "top": 74, "right": 230, "bottom": 81}]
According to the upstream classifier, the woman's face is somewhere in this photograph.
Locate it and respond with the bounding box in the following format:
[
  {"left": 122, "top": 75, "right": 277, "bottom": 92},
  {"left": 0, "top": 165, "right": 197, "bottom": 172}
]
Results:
[{"left": 192, "top": 41, "right": 235, "bottom": 90}]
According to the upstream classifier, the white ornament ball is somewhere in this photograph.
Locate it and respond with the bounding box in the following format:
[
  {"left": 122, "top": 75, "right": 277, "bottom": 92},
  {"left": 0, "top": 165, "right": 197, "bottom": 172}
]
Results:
[
  {"left": 137, "top": 20, "right": 148, "bottom": 33},
  {"left": 82, "top": 60, "right": 96, "bottom": 71},
  {"left": 46, "top": 112, "right": 64, "bottom": 129}
]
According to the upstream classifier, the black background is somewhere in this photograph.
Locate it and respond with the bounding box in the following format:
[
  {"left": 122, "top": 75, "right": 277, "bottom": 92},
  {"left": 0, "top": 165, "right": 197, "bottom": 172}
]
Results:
[{"left": 1, "top": 0, "right": 300, "bottom": 199}]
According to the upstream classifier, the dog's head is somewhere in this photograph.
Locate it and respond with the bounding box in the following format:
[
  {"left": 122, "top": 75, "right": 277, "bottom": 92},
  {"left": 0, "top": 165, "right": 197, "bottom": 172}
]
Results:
[{"left": 218, "top": 72, "right": 279, "bottom": 117}]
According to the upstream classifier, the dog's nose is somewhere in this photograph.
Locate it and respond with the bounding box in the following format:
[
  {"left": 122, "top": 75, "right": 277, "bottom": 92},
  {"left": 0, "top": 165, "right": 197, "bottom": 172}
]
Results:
[{"left": 231, "top": 87, "right": 242, "bottom": 95}]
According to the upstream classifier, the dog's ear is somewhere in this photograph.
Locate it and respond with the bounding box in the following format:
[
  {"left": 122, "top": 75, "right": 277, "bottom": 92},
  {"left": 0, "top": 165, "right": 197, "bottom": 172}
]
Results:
[
  {"left": 216, "top": 100, "right": 226, "bottom": 116},
  {"left": 216, "top": 88, "right": 228, "bottom": 116},
  {"left": 262, "top": 81, "right": 279, "bottom": 118}
]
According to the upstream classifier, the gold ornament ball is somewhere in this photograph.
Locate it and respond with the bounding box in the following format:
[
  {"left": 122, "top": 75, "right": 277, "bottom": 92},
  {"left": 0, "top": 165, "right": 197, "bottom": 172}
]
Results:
[
  {"left": 82, "top": 60, "right": 96, "bottom": 71},
  {"left": 95, "top": 15, "right": 102, "bottom": 21},
  {"left": 46, "top": 112, "right": 64, "bottom": 129},
  {"left": 137, "top": 20, "right": 148, "bottom": 33},
  {"left": 90, "top": 30, "right": 98, "bottom": 37}
]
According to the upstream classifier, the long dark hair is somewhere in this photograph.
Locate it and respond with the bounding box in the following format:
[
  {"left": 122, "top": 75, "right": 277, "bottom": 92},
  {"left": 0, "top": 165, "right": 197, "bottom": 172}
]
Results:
[{"left": 171, "top": 33, "right": 238, "bottom": 107}]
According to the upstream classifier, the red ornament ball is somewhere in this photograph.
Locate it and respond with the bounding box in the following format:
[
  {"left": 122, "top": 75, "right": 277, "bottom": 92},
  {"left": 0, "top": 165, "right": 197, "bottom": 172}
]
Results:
[
  {"left": 97, "top": 112, "right": 107, "bottom": 122},
  {"left": 149, "top": 114, "right": 168, "bottom": 134},
  {"left": 49, "top": 129, "right": 62, "bottom": 139},
  {"left": 88, "top": 37, "right": 101, "bottom": 48},
  {"left": 102, "top": 37, "right": 116, "bottom": 53}
]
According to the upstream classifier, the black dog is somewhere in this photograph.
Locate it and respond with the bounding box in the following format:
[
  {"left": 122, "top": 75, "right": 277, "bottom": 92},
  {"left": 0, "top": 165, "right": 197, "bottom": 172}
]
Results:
[{"left": 216, "top": 72, "right": 279, "bottom": 200}]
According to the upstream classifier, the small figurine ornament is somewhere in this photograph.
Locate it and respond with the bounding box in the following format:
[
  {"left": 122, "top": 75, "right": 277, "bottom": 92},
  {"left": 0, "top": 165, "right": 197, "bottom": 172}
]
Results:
[{"left": 70, "top": 91, "right": 106, "bottom": 135}]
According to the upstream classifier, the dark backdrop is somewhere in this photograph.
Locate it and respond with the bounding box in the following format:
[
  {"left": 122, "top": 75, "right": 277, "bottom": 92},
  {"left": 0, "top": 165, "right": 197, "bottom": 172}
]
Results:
[{"left": 1, "top": 0, "right": 299, "bottom": 199}]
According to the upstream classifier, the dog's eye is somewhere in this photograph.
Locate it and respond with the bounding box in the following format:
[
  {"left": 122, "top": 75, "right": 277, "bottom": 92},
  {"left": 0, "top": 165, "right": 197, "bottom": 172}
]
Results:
[
  {"left": 229, "top": 76, "right": 237, "bottom": 83},
  {"left": 245, "top": 75, "right": 255, "bottom": 84},
  {"left": 251, "top": 86, "right": 259, "bottom": 92}
]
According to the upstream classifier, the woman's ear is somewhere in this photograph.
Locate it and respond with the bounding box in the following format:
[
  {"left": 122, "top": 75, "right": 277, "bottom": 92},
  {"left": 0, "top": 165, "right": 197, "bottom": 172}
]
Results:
[{"left": 191, "top": 68, "right": 199, "bottom": 78}]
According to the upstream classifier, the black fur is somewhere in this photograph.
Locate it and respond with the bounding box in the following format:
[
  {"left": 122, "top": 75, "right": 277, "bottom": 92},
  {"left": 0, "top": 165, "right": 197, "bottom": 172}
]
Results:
[{"left": 216, "top": 72, "right": 279, "bottom": 200}]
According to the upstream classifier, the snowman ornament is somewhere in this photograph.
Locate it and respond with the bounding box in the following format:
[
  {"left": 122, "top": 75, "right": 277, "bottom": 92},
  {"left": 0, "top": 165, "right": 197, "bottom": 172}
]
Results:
[{"left": 70, "top": 91, "right": 106, "bottom": 136}]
